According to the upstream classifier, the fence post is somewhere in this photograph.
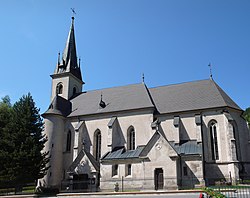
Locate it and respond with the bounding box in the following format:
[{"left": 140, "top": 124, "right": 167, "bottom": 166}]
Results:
[{"left": 121, "top": 176, "right": 124, "bottom": 192}]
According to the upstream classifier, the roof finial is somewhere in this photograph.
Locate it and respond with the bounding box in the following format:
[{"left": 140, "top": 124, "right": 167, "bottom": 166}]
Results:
[
  {"left": 57, "top": 51, "right": 60, "bottom": 65},
  {"left": 142, "top": 73, "right": 145, "bottom": 84},
  {"left": 208, "top": 62, "right": 213, "bottom": 80},
  {"left": 99, "top": 93, "right": 106, "bottom": 108}
]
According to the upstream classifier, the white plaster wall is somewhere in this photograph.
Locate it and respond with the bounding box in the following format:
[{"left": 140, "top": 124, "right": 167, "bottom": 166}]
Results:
[
  {"left": 68, "top": 75, "right": 83, "bottom": 98},
  {"left": 51, "top": 74, "right": 82, "bottom": 101},
  {"left": 159, "top": 113, "right": 202, "bottom": 143},
  {"left": 143, "top": 136, "right": 178, "bottom": 189},
  {"left": 40, "top": 115, "right": 65, "bottom": 188},
  {"left": 51, "top": 76, "right": 70, "bottom": 101},
  {"left": 71, "top": 111, "right": 154, "bottom": 160},
  {"left": 202, "top": 111, "right": 230, "bottom": 163}
]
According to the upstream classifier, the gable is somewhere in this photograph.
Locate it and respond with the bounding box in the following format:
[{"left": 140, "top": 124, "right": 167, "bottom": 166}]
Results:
[
  {"left": 140, "top": 131, "right": 178, "bottom": 159},
  {"left": 67, "top": 148, "right": 99, "bottom": 174}
]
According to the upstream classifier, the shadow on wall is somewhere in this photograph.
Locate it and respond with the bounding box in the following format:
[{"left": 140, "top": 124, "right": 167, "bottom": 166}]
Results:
[
  {"left": 180, "top": 160, "right": 200, "bottom": 189},
  {"left": 112, "top": 119, "right": 126, "bottom": 150},
  {"left": 82, "top": 123, "right": 92, "bottom": 152},
  {"left": 179, "top": 120, "right": 191, "bottom": 144},
  {"left": 205, "top": 164, "right": 227, "bottom": 185}
]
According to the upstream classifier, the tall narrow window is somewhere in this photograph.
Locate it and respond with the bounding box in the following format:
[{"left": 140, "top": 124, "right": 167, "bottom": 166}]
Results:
[
  {"left": 112, "top": 164, "right": 118, "bottom": 177},
  {"left": 209, "top": 121, "right": 219, "bottom": 160},
  {"left": 127, "top": 126, "right": 135, "bottom": 150},
  {"left": 94, "top": 130, "right": 102, "bottom": 161},
  {"left": 56, "top": 83, "right": 63, "bottom": 95},
  {"left": 232, "top": 124, "right": 239, "bottom": 161},
  {"left": 125, "top": 164, "right": 132, "bottom": 176},
  {"left": 73, "top": 87, "right": 77, "bottom": 95},
  {"left": 183, "top": 166, "right": 188, "bottom": 176},
  {"left": 66, "top": 130, "right": 71, "bottom": 152}
]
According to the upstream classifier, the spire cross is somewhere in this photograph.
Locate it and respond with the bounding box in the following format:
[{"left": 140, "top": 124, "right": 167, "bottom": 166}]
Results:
[
  {"left": 208, "top": 63, "right": 213, "bottom": 79},
  {"left": 71, "top": 8, "right": 76, "bottom": 17}
]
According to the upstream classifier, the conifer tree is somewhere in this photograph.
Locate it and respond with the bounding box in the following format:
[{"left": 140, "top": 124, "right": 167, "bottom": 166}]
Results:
[
  {"left": 243, "top": 107, "right": 250, "bottom": 127},
  {"left": 0, "top": 96, "right": 14, "bottom": 187},
  {"left": 0, "top": 94, "right": 49, "bottom": 191}
]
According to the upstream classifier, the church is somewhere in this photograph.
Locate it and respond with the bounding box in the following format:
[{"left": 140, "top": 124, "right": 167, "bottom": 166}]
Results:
[{"left": 39, "top": 17, "right": 250, "bottom": 192}]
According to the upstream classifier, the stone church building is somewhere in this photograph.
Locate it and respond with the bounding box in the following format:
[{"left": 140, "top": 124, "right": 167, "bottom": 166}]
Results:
[{"left": 39, "top": 17, "right": 250, "bottom": 191}]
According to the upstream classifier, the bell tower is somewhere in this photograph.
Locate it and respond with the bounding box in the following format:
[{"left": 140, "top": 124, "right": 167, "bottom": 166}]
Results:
[{"left": 51, "top": 16, "right": 84, "bottom": 101}]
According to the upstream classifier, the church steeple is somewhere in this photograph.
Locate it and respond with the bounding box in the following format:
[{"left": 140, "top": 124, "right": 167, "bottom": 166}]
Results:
[
  {"left": 50, "top": 17, "right": 84, "bottom": 101},
  {"left": 54, "top": 17, "right": 83, "bottom": 82}
]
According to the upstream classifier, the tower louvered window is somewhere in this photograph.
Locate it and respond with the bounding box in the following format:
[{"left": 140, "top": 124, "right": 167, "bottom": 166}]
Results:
[{"left": 56, "top": 83, "right": 63, "bottom": 95}]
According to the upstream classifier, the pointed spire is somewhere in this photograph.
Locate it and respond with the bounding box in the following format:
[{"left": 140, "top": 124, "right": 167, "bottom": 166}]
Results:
[
  {"left": 62, "top": 17, "right": 77, "bottom": 70},
  {"left": 55, "top": 16, "right": 83, "bottom": 82}
]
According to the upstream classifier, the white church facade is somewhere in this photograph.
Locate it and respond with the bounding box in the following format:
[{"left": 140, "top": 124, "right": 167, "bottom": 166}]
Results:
[{"left": 39, "top": 17, "right": 250, "bottom": 191}]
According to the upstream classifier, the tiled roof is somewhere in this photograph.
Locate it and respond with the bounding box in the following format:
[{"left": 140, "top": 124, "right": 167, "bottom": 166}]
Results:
[
  {"left": 68, "top": 83, "right": 155, "bottom": 117},
  {"left": 44, "top": 79, "right": 241, "bottom": 117},
  {"left": 149, "top": 79, "right": 241, "bottom": 114},
  {"left": 43, "top": 95, "right": 71, "bottom": 117}
]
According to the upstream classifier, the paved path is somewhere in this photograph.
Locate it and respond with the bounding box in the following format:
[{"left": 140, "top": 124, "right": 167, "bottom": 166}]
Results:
[{"left": 82, "top": 193, "right": 199, "bottom": 198}]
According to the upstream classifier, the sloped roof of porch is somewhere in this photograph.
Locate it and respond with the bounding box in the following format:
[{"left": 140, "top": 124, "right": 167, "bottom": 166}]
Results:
[
  {"left": 100, "top": 146, "right": 145, "bottom": 164},
  {"left": 173, "top": 140, "right": 202, "bottom": 156}
]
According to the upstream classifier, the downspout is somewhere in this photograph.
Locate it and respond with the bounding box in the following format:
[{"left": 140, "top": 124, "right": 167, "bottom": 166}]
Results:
[{"left": 200, "top": 113, "right": 206, "bottom": 185}]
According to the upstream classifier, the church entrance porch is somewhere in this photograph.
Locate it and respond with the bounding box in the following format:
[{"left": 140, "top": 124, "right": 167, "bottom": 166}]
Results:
[
  {"left": 73, "top": 174, "right": 89, "bottom": 190},
  {"left": 154, "top": 168, "right": 164, "bottom": 190},
  {"left": 61, "top": 173, "right": 98, "bottom": 192}
]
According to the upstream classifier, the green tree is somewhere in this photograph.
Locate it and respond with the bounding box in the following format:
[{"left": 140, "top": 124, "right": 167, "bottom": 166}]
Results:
[
  {"left": 0, "top": 96, "right": 14, "bottom": 187},
  {"left": 243, "top": 107, "right": 250, "bottom": 127},
  {"left": 0, "top": 94, "right": 49, "bottom": 192}
]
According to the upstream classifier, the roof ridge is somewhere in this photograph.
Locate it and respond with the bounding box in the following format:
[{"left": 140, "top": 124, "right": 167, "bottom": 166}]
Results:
[
  {"left": 83, "top": 83, "right": 144, "bottom": 93},
  {"left": 148, "top": 79, "right": 210, "bottom": 90}
]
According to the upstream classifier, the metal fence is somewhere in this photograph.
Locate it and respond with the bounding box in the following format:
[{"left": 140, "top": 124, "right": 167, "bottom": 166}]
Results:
[
  {"left": 0, "top": 183, "right": 36, "bottom": 196},
  {"left": 207, "top": 186, "right": 250, "bottom": 198},
  {"left": 60, "top": 177, "right": 250, "bottom": 194}
]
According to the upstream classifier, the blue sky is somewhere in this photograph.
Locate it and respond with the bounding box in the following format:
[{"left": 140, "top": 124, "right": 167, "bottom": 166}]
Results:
[{"left": 0, "top": 0, "right": 249, "bottom": 113}]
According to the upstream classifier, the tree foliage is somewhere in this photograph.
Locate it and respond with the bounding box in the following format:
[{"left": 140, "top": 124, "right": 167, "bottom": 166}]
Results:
[
  {"left": 243, "top": 107, "right": 250, "bottom": 128},
  {"left": 0, "top": 94, "right": 49, "bottom": 189},
  {"left": 0, "top": 96, "right": 13, "bottom": 185}
]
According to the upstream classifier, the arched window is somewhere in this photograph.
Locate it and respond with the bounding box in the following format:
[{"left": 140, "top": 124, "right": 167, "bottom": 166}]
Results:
[
  {"left": 231, "top": 122, "right": 239, "bottom": 161},
  {"left": 127, "top": 126, "right": 135, "bottom": 150},
  {"left": 56, "top": 83, "right": 63, "bottom": 95},
  {"left": 66, "top": 130, "right": 71, "bottom": 152},
  {"left": 94, "top": 130, "right": 102, "bottom": 161},
  {"left": 209, "top": 121, "right": 219, "bottom": 160}
]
